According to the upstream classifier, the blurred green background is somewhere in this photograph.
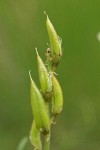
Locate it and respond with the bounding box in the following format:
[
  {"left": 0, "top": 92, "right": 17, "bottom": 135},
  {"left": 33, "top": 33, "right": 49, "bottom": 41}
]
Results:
[{"left": 0, "top": 0, "right": 100, "bottom": 150}]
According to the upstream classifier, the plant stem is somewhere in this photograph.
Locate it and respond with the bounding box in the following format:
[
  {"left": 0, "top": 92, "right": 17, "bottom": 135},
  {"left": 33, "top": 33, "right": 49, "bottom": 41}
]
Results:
[
  {"left": 44, "top": 102, "right": 50, "bottom": 150},
  {"left": 44, "top": 132, "right": 50, "bottom": 150}
]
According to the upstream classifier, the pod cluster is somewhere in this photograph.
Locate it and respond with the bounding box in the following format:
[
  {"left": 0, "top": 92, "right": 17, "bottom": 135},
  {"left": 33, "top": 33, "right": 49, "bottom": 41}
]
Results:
[{"left": 29, "top": 14, "right": 63, "bottom": 150}]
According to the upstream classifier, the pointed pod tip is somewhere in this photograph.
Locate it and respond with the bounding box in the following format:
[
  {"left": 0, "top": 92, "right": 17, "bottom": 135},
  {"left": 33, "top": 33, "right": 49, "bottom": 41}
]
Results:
[
  {"left": 44, "top": 11, "right": 47, "bottom": 16},
  {"left": 29, "top": 70, "right": 31, "bottom": 76},
  {"left": 44, "top": 11, "right": 49, "bottom": 20},
  {"left": 35, "top": 48, "right": 39, "bottom": 59},
  {"left": 29, "top": 70, "right": 33, "bottom": 82},
  {"left": 35, "top": 47, "right": 38, "bottom": 56}
]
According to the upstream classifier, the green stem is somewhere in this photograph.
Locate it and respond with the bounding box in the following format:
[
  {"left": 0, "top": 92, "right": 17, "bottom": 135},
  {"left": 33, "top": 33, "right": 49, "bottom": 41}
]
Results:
[
  {"left": 43, "top": 49, "right": 52, "bottom": 150},
  {"left": 44, "top": 132, "right": 50, "bottom": 150},
  {"left": 43, "top": 101, "right": 50, "bottom": 150}
]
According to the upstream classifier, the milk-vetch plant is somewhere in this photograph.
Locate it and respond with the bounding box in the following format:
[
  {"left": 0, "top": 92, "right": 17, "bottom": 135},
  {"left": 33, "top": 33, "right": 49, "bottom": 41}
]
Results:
[{"left": 29, "top": 13, "right": 63, "bottom": 150}]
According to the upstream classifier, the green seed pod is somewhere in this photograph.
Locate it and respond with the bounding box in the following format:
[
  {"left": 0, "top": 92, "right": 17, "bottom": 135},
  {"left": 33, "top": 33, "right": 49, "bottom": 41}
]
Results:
[
  {"left": 36, "top": 50, "right": 53, "bottom": 101},
  {"left": 45, "top": 13, "right": 62, "bottom": 70},
  {"left": 30, "top": 120, "right": 42, "bottom": 150},
  {"left": 52, "top": 75, "right": 63, "bottom": 115},
  {"left": 29, "top": 71, "right": 50, "bottom": 134}
]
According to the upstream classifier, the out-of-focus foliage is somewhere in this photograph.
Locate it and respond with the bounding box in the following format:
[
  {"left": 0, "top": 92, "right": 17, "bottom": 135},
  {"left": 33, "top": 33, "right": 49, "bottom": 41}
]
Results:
[{"left": 0, "top": 0, "right": 100, "bottom": 150}]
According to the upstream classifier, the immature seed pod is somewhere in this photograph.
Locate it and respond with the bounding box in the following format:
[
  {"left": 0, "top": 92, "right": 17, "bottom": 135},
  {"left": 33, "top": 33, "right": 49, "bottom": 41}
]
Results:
[
  {"left": 45, "top": 13, "right": 62, "bottom": 70},
  {"left": 30, "top": 120, "right": 42, "bottom": 150},
  {"left": 52, "top": 75, "right": 63, "bottom": 115},
  {"left": 29, "top": 71, "right": 50, "bottom": 133},
  {"left": 36, "top": 50, "right": 53, "bottom": 101}
]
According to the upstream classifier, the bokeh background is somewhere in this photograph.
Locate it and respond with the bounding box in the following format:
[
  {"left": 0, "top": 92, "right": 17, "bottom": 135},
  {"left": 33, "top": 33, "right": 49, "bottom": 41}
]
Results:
[{"left": 0, "top": 0, "right": 100, "bottom": 150}]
